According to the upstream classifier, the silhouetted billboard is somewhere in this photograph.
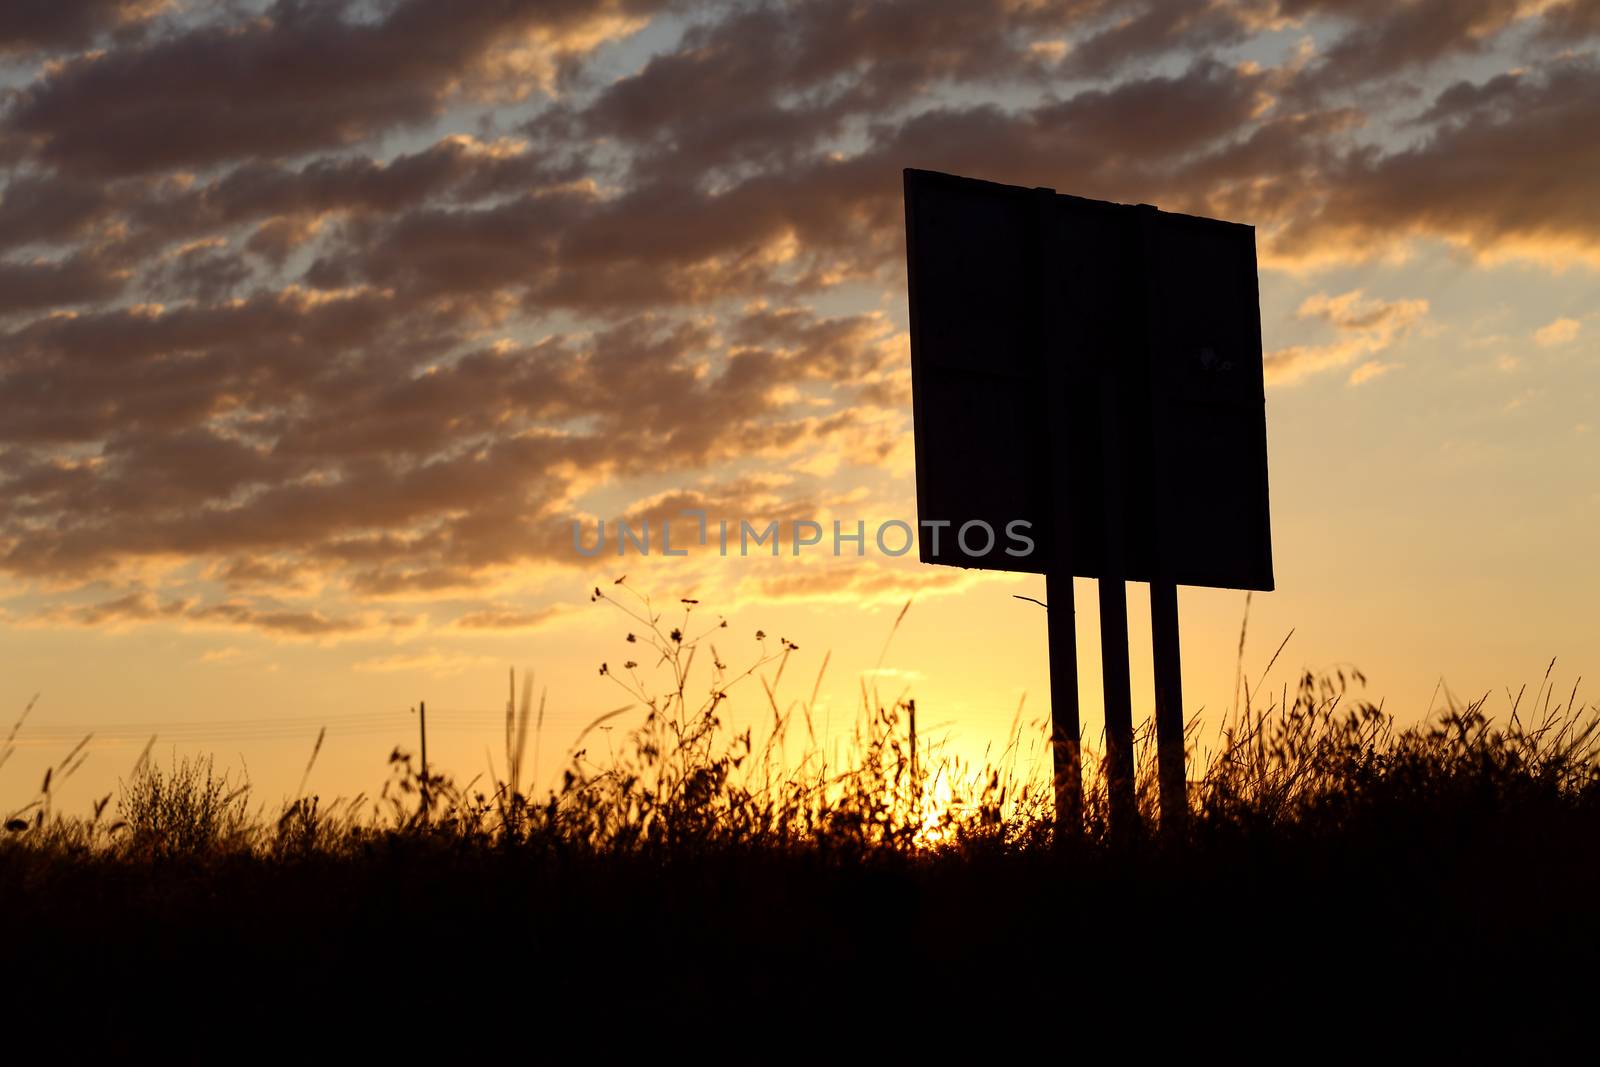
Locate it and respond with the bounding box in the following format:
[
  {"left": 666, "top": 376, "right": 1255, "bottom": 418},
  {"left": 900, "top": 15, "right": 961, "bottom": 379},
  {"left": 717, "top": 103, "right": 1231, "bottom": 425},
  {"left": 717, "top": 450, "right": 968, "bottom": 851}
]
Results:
[{"left": 903, "top": 168, "right": 1273, "bottom": 591}]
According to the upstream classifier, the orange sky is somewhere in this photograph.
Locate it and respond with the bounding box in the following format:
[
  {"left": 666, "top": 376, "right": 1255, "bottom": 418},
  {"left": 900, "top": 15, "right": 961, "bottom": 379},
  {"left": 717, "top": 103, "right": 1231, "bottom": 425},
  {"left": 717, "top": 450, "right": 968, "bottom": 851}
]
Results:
[{"left": 1, "top": 0, "right": 1596, "bottom": 813}]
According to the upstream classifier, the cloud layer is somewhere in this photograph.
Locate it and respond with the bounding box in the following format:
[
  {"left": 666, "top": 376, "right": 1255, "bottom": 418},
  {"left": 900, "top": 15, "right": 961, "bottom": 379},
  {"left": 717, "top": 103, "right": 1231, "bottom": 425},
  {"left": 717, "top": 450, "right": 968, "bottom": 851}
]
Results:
[{"left": 0, "top": 0, "right": 1593, "bottom": 636}]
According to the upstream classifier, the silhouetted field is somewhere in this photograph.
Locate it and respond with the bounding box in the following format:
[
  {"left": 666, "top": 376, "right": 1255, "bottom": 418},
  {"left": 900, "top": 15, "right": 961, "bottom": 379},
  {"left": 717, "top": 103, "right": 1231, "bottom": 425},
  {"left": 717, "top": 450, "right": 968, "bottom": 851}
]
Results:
[{"left": 4, "top": 590, "right": 1597, "bottom": 1051}]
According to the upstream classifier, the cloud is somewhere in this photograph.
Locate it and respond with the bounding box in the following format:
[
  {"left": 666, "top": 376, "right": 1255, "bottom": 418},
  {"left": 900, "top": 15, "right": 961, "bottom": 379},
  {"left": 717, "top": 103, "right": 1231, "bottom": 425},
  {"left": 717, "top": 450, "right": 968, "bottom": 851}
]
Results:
[
  {"left": 1, "top": 0, "right": 1596, "bottom": 641},
  {"left": 751, "top": 559, "right": 983, "bottom": 606},
  {"left": 452, "top": 604, "right": 570, "bottom": 631},
  {"left": 0, "top": 253, "right": 127, "bottom": 315},
  {"left": 0, "top": 291, "right": 905, "bottom": 595},
  {"left": 1535, "top": 0, "right": 1600, "bottom": 42},
  {"left": 1279, "top": 0, "right": 1534, "bottom": 98},
  {"left": 2, "top": 0, "right": 660, "bottom": 177},
  {"left": 1273, "top": 59, "right": 1600, "bottom": 265},
  {"left": 25, "top": 587, "right": 372, "bottom": 638},
  {"left": 1064, "top": 0, "right": 1259, "bottom": 77},
  {"left": 0, "top": 0, "right": 164, "bottom": 55},
  {"left": 1265, "top": 290, "right": 1428, "bottom": 385},
  {"left": 1533, "top": 317, "right": 1581, "bottom": 347},
  {"left": 555, "top": 0, "right": 1148, "bottom": 187},
  {"left": 351, "top": 649, "right": 499, "bottom": 676},
  {"left": 1347, "top": 360, "right": 1398, "bottom": 385}
]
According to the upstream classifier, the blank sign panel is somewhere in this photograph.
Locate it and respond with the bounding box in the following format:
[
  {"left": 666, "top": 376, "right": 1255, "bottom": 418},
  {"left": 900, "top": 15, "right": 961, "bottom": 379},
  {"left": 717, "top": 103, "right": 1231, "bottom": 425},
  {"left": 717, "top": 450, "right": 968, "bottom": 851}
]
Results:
[{"left": 903, "top": 168, "right": 1273, "bottom": 591}]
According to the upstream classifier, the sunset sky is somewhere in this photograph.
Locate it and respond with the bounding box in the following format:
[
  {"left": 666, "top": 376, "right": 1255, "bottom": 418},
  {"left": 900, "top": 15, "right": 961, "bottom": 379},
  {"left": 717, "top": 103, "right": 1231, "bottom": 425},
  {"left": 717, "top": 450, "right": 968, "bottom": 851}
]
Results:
[{"left": 1, "top": 0, "right": 1596, "bottom": 812}]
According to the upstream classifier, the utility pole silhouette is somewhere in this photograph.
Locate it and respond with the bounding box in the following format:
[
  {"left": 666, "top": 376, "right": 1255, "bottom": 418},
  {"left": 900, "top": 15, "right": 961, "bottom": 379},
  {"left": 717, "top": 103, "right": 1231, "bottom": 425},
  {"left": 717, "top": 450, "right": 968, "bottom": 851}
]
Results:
[{"left": 416, "top": 700, "right": 429, "bottom": 820}]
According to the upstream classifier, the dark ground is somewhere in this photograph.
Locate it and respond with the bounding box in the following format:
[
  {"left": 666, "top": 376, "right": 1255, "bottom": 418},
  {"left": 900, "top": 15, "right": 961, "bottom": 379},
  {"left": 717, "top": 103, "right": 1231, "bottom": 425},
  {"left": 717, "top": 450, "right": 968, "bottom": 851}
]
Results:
[{"left": 6, "top": 812, "right": 1597, "bottom": 1057}]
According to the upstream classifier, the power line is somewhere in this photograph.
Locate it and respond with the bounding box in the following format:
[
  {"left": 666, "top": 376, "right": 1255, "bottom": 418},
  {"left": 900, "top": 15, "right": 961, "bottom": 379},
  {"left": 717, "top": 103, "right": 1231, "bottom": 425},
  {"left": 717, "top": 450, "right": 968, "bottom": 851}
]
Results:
[{"left": 1, "top": 708, "right": 534, "bottom": 745}]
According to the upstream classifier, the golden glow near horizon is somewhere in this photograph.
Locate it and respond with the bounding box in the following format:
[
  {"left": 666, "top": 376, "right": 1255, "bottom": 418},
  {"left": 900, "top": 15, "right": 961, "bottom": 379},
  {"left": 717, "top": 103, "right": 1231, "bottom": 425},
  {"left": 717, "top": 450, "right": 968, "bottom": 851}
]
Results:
[{"left": 1, "top": 2, "right": 1597, "bottom": 813}]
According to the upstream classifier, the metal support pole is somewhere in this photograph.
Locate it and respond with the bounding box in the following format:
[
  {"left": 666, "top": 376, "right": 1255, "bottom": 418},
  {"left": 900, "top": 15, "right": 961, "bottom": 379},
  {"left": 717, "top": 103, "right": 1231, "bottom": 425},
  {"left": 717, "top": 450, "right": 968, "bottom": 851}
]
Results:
[
  {"left": 1036, "top": 185, "right": 1085, "bottom": 835},
  {"left": 1098, "top": 577, "right": 1136, "bottom": 832},
  {"left": 1150, "top": 580, "right": 1186, "bottom": 832},
  {"left": 1046, "top": 571, "right": 1083, "bottom": 831}
]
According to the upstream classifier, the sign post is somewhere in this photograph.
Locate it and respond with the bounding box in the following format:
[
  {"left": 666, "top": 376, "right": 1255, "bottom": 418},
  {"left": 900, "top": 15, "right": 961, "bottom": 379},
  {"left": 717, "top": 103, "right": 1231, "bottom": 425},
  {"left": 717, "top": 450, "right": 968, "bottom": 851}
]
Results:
[
  {"left": 1043, "top": 572, "right": 1082, "bottom": 829},
  {"left": 1096, "top": 353, "right": 1137, "bottom": 833},
  {"left": 903, "top": 169, "right": 1273, "bottom": 837},
  {"left": 1150, "top": 579, "right": 1185, "bottom": 831},
  {"left": 1034, "top": 187, "right": 1083, "bottom": 829}
]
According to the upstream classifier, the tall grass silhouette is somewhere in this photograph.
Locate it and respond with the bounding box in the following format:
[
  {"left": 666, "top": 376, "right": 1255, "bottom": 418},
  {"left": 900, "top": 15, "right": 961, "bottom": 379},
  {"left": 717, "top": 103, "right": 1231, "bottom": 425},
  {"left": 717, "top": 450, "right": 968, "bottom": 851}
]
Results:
[
  {"left": 3, "top": 586, "right": 1597, "bottom": 1042},
  {"left": 3, "top": 582, "right": 1593, "bottom": 857}
]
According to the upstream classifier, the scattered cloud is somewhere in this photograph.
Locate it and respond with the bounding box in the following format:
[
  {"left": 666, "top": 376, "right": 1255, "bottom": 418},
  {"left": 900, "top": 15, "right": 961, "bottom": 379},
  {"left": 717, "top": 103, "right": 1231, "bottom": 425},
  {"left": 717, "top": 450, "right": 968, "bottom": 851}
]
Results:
[
  {"left": 750, "top": 559, "right": 985, "bottom": 607},
  {"left": 452, "top": 604, "right": 571, "bottom": 631},
  {"left": 1271, "top": 59, "right": 1600, "bottom": 266},
  {"left": 1534, "top": 317, "right": 1582, "bottom": 347},
  {"left": 0, "top": 0, "right": 165, "bottom": 55},
  {"left": 2, "top": 0, "right": 658, "bottom": 177},
  {"left": 0, "top": 0, "right": 1594, "bottom": 640},
  {"left": 859, "top": 666, "right": 925, "bottom": 681},
  {"left": 351, "top": 649, "right": 499, "bottom": 677},
  {"left": 1504, "top": 387, "right": 1542, "bottom": 412},
  {"left": 24, "top": 587, "right": 376, "bottom": 640},
  {"left": 1266, "top": 290, "right": 1429, "bottom": 385},
  {"left": 1348, "top": 360, "right": 1398, "bottom": 386}
]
